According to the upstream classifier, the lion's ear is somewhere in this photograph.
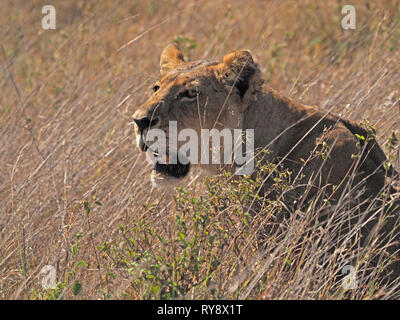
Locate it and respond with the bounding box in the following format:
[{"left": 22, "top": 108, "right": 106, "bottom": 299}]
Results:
[
  {"left": 215, "top": 49, "right": 263, "bottom": 105},
  {"left": 160, "top": 44, "right": 185, "bottom": 75}
]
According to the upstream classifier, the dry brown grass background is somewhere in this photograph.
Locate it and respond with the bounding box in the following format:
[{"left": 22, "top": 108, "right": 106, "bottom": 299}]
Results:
[{"left": 0, "top": 0, "right": 400, "bottom": 299}]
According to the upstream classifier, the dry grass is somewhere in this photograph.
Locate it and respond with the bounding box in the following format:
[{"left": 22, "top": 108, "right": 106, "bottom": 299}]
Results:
[{"left": 0, "top": 0, "right": 400, "bottom": 299}]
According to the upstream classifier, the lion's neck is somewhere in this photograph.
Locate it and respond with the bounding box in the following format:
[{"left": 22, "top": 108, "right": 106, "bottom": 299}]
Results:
[{"left": 242, "top": 86, "right": 310, "bottom": 155}]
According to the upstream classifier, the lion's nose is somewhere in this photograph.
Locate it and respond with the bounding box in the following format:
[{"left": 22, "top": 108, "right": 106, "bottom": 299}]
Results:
[{"left": 132, "top": 116, "right": 160, "bottom": 132}]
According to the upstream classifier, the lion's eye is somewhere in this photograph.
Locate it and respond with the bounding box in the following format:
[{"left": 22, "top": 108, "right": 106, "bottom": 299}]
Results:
[
  {"left": 152, "top": 85, "right": 160, "bottom": 92},
  {"left": 177, "top": 89, "right": 197, "bottom": 102}
]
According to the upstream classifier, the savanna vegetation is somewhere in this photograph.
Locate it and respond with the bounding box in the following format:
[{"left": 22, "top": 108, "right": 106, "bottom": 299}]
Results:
[{"left": 1, "top": 0, "right": 399, "bottom": 299}]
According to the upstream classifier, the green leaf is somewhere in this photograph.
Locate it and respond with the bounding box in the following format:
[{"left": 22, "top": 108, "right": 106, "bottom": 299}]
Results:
[
  {"left": 76, "top": 261, "right": 86, "bottom": 267},
  {"left": 355, "top": 134, "right": 365, "bottom": 141},
  {"left": 83, "top": 201, "right": 91, "bottom": 215},
  {"left": 72, "top": 281, "right": 82, "bottom": 295}
]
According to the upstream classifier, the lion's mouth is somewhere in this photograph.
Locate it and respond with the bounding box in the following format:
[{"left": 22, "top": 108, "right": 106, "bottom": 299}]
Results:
[
  {"left": 153, "top": 155, "right": 190, "bottom": 179},
  {"left": 143, "top": 143, "right": 190, "bottom": 180}
]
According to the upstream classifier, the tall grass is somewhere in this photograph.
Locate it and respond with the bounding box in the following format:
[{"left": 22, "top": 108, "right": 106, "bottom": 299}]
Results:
[{"left": 0, "top": 0, "right": 399, "bottom": 299}]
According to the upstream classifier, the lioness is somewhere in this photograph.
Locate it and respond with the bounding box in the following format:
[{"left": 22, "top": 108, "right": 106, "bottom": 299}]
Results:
[
  {"left": 133, "top": 44, "right": 400, "bottom": 286},
  {"left": 133, "top": 44, "right": 397, "bottom": 198}
]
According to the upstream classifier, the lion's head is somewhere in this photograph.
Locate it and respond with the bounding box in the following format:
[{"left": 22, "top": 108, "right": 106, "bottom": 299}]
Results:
[{"left": 132, "top": 44, "right": 263, "bottom": 186}]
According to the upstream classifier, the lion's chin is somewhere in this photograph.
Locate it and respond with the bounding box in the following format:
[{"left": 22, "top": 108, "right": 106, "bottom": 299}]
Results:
[
  {"left": 150, "top": 170, "right": 186, "bottom": 188},
  {"left": 145, "top": 149, "right": 191, "bottom": 188}
]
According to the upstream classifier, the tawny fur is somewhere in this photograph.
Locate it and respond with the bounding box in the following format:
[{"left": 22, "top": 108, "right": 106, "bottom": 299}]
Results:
[
  {"left": 133, "top": 45, "right": 400, "bottom": 285},
  {"left": 133, "top": 44, "right": 397, "bottom": 198}
]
